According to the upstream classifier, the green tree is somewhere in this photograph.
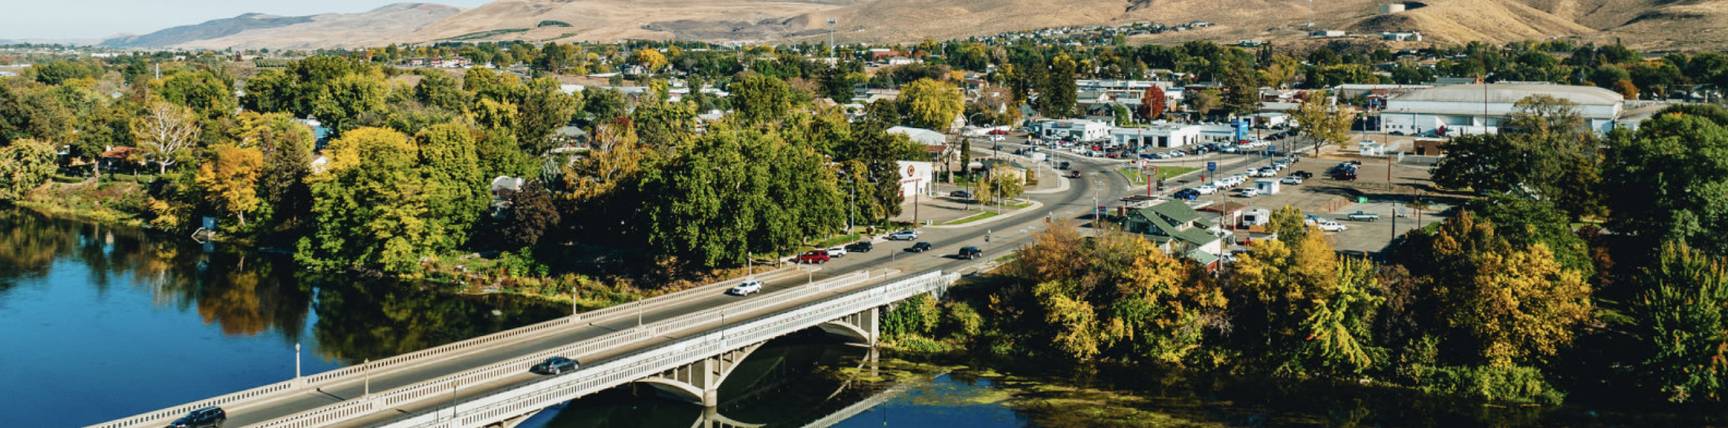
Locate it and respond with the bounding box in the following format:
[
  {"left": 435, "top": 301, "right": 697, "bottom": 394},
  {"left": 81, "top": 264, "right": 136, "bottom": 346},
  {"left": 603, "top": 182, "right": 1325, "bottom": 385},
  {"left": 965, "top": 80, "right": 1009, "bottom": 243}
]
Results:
[
  {"left": 413, "top": 71, "right": 469, "bottom": 113},
  {"left": 244, "top": 112, "right": 316, "bottom": 235},
  {"left": 514, "top": 77, "right": 582, "bottom": 152},
  {"left": 1040, "top": 54, "right": 1078, "bottom": 118},
  {"left": 159, "top": 69, "right": 237, "bottom": 120},
  {"left": 312, "top": 73, "right": 388, "bottom": 137},
  {"left": 1292, "top": 90, "right": 1353, "bottom": 155},
  {"left": 0, "top": 82, "right": 75, "bottom": 144},
  {"left": 297, "top": 127, "right": 431, "bottom": 274},
  {"left": 1222, "top": 67, "right": 1260, "bottom": 115},
  {"left": 415, "top": 123, "right": 488, "bottom": 247},
  {"left": 0, "top": 138, "right": 57, "bottom": 202},
  {"left": 1604, "top": 105, "right": 1728, "bottom": 256},
  {"left": 241, "top": 69, "right": 298, "bottom": 114},
  {"left": 1634, "top": 243, "right": 1728, "bottom": 403},
  {"left": 900, "top": 78, "right": 963, "bottom": 130},
  {"left": 730, "top": 72, "right": 794, "bottom": 124},
  {"left": 1187, "top": 88, "right": 1221, "bottom": 120}
]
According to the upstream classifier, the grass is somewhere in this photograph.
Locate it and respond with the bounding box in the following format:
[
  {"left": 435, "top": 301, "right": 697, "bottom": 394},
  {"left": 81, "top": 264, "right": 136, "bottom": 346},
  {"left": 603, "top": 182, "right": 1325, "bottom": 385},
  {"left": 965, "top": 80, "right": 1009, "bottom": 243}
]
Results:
[
  {"left": 944, "top": 210, "right": 1001, "bottom": 225},
  {"left": 813, "top": 232, "right": 863, "bottom": 248}
]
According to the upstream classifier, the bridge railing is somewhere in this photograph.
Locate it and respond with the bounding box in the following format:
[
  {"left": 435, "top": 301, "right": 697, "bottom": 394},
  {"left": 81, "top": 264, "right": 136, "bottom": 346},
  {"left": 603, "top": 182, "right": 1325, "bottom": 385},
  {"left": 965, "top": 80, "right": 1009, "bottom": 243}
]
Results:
[
  {"left": 383, "top": 271, "right": 957, "bottom": 428},
  {"left": 85, "top": 267, "right": 789, "bottom": 428},
  {"left": 244, "top": 270, "right": 874, "bottom": 428}
]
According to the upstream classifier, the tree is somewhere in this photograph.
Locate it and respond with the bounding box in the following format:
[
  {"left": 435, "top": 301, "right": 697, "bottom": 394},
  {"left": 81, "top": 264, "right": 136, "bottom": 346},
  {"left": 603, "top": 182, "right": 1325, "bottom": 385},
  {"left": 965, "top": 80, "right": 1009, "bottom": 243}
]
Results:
[
  {"left": 515, "top": 77, "right": 582, "bottom": 152},
  {"left": 1633, "top": 243, "right": 1728, "bottom": 403},
  {"left": 312, "top": 73, "right": 388, "bottom": 137},
  {"left": 632, "top": 48, "right": 668, "bottom": 74},
  {"left": 0, "top": 138, "right": 56, "bottom": 202},
  {"left": 415, "top": 123, "right": 488, "bottom": 248},
  {"left": 413, "top": 71, "right": 468, "bottom": 113},
  {"left": 297, "top": 127, "right": 431, "bottom": 275},
  {"left": 159, "top": 69, "right": 237, "bottom": 120},
  {"left": 1259, "top": 54, "right": 1300, "bottom": 89},
  {"left": 900, "top": 78, "right": 963, "bottom": 131},
  {"left": 195, "top": 145, "right": 264, "bottom": 227},
  {"left": 0, "top": 82, "right": 75, "bottom": 145},
  {"left": 132, "top": 102, "right": 201, "bottom": 175},
  {"left": 1222, "top": 67, "right": 1260, "bottom": 115},
  {"left": 242, "top": 69, "right": 298, "bottom": 114},
  {"left": 730, "top": 72, "right": 794, "bottom": 124},
  {"left": 1040, "top": 54, "right": 1078, "bottom": 118},
  {"left": 1266, "top": 205, "right": 1308, "bottom": 244},
  {"left": 245, "top": 113, "right": 316, "bottom": 235},
  {"left": 1187, "top": 88, "right": 1221, "bottom": 119},
  {"left": 1292, "top": 90, "right": 1352, "bottom": 155},
  {"left": 494, "top": 181, "right": 561, "bottom": 251},
  {"left": 819, "top": 63, "right": 857, "bottom": 103},
  {"left": 1604, "top": 105, "right": 1728, "bottom": 256},
  {"left": 1138, "top": 85, "right": 1166, "bottom": 121},
  {"left": 1231, "top": 226, "right": 1382, "bottom": 376}
]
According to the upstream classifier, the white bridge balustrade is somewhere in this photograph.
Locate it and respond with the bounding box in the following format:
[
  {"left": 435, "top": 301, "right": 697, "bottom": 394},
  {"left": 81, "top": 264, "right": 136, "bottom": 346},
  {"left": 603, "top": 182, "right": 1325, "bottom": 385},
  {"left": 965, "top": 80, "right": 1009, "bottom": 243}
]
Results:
[
  {"left": 84, "top": 268, "right": 812, "bottom": 428},
  {"left": 370, "top": 270, "right": 957, "bottom": 428}
]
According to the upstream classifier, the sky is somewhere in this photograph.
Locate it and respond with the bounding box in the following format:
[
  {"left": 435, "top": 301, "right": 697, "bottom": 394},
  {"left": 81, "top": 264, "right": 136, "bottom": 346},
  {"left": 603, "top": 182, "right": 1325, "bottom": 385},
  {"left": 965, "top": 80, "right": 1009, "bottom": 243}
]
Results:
[{"left": 0, "top": 0, "right": 492, "bottom": 41}]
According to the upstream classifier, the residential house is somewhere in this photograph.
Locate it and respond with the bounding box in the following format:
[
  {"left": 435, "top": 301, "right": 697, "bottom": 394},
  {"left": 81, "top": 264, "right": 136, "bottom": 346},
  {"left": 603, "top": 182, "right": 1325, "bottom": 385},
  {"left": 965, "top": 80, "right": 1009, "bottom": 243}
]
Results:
[{"left": 1123, "top": 200, "right": 1224, "bottom": 265}]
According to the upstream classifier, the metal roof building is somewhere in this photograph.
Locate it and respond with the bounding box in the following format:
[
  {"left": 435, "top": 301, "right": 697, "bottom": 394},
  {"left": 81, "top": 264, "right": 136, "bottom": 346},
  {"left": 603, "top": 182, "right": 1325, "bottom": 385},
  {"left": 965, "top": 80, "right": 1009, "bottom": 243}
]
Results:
[{"left": 1382, "top": 83, "right": 1624, "bottom": 136}]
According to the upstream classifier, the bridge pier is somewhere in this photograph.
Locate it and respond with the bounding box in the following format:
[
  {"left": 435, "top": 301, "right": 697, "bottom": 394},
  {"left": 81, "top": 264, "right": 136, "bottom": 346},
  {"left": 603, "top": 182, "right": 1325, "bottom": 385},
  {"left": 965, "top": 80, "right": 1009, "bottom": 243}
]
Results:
[
  {"left": 640, "top": 342, "right": 764, "bottom": 407},
  {"left": 817, "top": 306, "right": 879, "bottom": 346}
]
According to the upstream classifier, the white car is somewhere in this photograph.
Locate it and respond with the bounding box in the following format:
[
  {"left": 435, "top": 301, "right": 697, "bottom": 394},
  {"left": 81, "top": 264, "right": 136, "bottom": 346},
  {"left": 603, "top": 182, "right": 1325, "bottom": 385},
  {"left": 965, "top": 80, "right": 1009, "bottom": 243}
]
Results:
[
  {"left": 826, "top": 246, "right": 847, "bottom": 257},
  {"left": 728, "top": 279, "right": 764, "bottom": 296},
  {"left": 1236, "top": 188, "right": 1260, "bottom": 197},
  {"left": 1281, "top": 176, "right": 1304, "bottom": 185},
  {"left": 1196, "top": 184, "right": 1218, "bottom": 195},
  {"left": 1316, "top": 221, "right": 1348, "bottom": 232}
]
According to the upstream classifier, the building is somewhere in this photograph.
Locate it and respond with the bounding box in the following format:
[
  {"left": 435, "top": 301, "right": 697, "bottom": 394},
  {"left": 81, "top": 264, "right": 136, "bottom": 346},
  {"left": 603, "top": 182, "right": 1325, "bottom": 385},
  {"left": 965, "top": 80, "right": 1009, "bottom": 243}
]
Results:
[
  {"left": 1381, "top": 83, "right": 1625, "bottom": 136},
  {"left": 895, "top": 161, "right": 935, "bottom": 199},
  {"left": 1381, "top": 31, "right": 1423, "bottom": 42},
  {"left": 1108, "top": 123, "right": 1202, "bottom": 149},
  {"left": 887, "top": 126, "right": 946, "bottom": 147},
  {"left": 1028, "top": 119, "right": 1109, "bottom": 142},
  {"left": 1380, "top": 3, "right": 1408, "bottom": 13},
  {"left": 1123, "top": 200, "right": 1224, "bottom": 265}
]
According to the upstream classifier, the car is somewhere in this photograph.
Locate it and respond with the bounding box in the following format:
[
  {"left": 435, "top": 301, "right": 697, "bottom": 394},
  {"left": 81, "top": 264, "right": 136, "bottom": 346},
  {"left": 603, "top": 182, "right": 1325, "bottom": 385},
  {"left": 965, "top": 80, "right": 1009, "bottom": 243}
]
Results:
[
  {"left": 958, "top": 246, "right": 983, "bottom": 260},
  {"left": 887, "top": 230, "right": 919, "bottom": 240},
  {"left": 168, "top": 407, "right": 226, "bottom": 428},
  {"left": 1195, "top": 184, "right": 1218, "bottom": 195},
  {"left": 1220, "top": 145, "right": 1240, "bottom": 154},
  {"left": 1058, "top": 161, "right": 1072, "bottom": 170},
  {"left": 1254, "top": 167, "right": 1276, "bottom": 177},
  {"left": 1346, "top": 211, "right": 1381, "bottom": 221},
  {"left": 1280, "top": 176, "right": 1304, "bottom": 185},
  {"left": 844, "top": 241, "right": 874, "bottom": 253},
  {"left": 796, "top": 250, "right": 831, "bottom": 264},
  {"left": 826, "top": 246, "right": 848, "bottom": 257},
  {"left": 949, "top": 190, "right": 974, "bottom": 199},
  {"left": 1292, "top": 171, "right": 1315, "bottom": 179},
  {"left": 907, "top": 242, "right": 934, "bottom": 252},
  {"left": 728, "top": 278, "right": 764, "bottom": 296},
  {"left": 989, "top": 128, "right": 1010, "bottom": 136},
  {"left": 1236, "top": 188, "right": 1261, "bottom": 197},
  {"left": 1304, "top": 214, "right": 1326, "bottom": 225},
  {"left": 530, "top": 356, "right": 581, "bottom": 375},
  {"left": 1316, "top": 220, "right": 1349, "bottom": 232},
  {"left": 1173, "top": 188, "right": 1201, "bottom": 201}
]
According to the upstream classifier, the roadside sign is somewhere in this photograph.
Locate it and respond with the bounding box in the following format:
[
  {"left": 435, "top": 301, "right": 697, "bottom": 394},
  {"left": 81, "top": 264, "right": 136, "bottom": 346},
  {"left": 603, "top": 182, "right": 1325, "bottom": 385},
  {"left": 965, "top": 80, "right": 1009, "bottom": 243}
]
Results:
[{"left": 1207, "top": 161, "right": 1217, "bottom": 172}]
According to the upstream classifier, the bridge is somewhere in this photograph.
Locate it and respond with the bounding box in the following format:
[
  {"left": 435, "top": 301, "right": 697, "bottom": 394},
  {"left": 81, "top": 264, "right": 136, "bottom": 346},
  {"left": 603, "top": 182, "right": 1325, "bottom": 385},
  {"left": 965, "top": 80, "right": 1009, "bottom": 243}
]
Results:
[{"left": 89, "top": 269, "right": 955, "bottom": 428}]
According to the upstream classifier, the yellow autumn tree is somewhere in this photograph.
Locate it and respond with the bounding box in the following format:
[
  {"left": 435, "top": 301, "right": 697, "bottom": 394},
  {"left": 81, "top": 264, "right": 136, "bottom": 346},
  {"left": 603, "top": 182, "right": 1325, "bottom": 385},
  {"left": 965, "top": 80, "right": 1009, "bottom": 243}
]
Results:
[
  {"left": 1457, "top": 243, "right": 1593, "bottom": 367},
  {"left": 196, "top": 144, "right": 264, "bottom": 227}
]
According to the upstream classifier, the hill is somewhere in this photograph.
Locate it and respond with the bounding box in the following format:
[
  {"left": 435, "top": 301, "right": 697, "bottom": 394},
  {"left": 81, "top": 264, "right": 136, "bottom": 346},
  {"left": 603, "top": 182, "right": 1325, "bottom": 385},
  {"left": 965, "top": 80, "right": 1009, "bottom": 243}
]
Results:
[
  {"left": 101, "top": 3, "right": 461, "bottom": 49},
  {"left": 100, "top": 0, "right": 1728, "bottom": 51}
]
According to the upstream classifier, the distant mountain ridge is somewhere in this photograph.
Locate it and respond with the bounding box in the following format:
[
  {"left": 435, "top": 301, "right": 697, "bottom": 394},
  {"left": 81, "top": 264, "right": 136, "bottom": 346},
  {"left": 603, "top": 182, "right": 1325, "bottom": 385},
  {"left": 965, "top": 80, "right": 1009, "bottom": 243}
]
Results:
[{"left": 96, "top": 0, "right": 1728, "bottom": 51}]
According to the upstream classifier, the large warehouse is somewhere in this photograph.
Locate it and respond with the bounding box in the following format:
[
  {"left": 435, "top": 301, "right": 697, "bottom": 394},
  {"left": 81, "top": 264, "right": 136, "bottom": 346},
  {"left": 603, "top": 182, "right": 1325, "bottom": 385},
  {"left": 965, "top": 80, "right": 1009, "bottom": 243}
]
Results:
[{"left": 1381, "top": 83, "right": 1624, "bottom": 136}]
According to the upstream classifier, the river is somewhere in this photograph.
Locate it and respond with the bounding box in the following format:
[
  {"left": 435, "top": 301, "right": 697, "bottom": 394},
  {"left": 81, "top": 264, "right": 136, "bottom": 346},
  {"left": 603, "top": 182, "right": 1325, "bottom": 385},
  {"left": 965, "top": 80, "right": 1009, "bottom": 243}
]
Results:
[{"left": 5, "top": 209, "right": 1725, "bottom": 428}]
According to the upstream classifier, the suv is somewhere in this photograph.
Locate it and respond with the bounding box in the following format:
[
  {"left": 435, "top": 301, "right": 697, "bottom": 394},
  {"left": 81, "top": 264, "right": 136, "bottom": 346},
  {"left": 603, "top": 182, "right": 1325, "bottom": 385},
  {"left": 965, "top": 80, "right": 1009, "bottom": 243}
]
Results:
[
  {"left": 168, "top": 407, "right": 226, "bottom": 428},
  {"left": 728, "top": 278, "right": 764, "bottom": 296},
  {"left": 1058, "top": 161, "right": 1072, "bottom": 170},
  {"left": 957, "top": 246, "right": 983, "bottom": 260},
  {"left": 796, "top": 250, "right": 831, "bottom": 264},
  {"left": 906, "top": 242, "right": 933, "bottom": 253},
  {"left": 844, "top": 241, "right": 874, "bottom": 253},
  {"left": 887, "top": 230, "right": 919, "bottom": 240},
  {"left": 530, "top": 356, "right": 580, "bottom": 375},
  {"left": 825, "top": 246, "right": 848, "bottom": 258}
]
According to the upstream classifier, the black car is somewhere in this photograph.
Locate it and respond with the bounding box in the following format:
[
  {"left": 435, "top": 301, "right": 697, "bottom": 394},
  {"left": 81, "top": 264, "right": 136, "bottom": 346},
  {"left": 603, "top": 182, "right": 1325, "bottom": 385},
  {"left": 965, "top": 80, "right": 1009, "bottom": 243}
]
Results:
[
  {"left": 168, "top": 406, "right": 225, "bottom": 428},
  {"left": 1173, "top": 189, "right": 1201, "bottom": 201},
  {"left": 844, "top": 241, "right": 874, "bottom": 253},
  {"left": 949, "top": 190, "right": 974, "bottom": 199},
  {"left": 1058, "top": 161, "right": 1072, "bottom": 170},
  {"left": 1292, "top": 171, "right": 1315, "bottom": 179},
  {"left": 958, "top": 246, "right": 983, "bottom": 260},
  {"left": 530, "top": 356, "right": 580, "bottom": 375},
  {"left": 906, "top": 242, "right": 933, "bottom": 253}
]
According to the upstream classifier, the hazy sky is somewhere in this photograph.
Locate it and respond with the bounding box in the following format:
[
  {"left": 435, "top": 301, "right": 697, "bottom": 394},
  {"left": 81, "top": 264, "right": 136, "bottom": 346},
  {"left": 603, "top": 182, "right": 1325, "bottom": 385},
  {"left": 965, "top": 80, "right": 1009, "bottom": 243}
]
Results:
[{"left": 0, "top": 0, "right": 492, "bottom": 40}]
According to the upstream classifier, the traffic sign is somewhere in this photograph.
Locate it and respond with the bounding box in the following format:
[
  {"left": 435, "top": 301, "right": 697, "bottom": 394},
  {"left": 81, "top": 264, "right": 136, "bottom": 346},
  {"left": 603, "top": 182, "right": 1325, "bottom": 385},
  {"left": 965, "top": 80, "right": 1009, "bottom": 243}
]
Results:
[{"left": 1207, "top": 161, "right": 1217, "bottom": 172}]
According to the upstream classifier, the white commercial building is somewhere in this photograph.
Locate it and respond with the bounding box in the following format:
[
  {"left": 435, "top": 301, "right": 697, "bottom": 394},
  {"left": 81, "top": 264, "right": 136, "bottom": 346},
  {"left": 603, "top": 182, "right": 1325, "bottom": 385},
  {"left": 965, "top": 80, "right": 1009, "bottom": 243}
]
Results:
[
  {"left": 887, "top": 126, "right": 946, "bottom": 147},
  {"left": 1382, "top": 83, "right": 1624, "bottom": 136},
  {"left": 1109, "top": 123, "right": 1203, "bottom": 149},
  {"left": 1029, "top": 119, "right": 1110, "bottom": 142},
  {"left": 895, "top": 161, "right": 935, "bottom": 199}
]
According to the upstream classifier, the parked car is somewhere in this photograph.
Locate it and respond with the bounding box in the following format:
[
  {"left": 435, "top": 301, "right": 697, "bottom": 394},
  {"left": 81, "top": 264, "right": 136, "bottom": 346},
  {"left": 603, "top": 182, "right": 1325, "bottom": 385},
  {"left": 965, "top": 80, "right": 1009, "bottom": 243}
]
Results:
[
  {"left": 796, "top": 250, "right": 831, "bottom": 264},
  {"left": 907, "top": 242, "right": 934, "bottom": 253},
  {"left": 1066, "top": 169, "right": 1082, "bottom": 178},
  {"left": 1195, "top": 184, "right": 1218, "bottom": 195},
  {"left": 1058, "top": 161, "right": 1072, "bottom": 170},
  {"left": 1173, "top": 188, "right": 1201, "bottom": 201},
  {"left": 1346, "top": 211, "right": 1381, "bottom": 221},
  {"left": 530, "top": 356, "right": 581, "bottom": 375},
  {"left": 949, "top": 190, "right": 974, "bottom": 199},
  {"left": 1292, "top": 171, "right": 1315, "bottom": 179},
  {"left": 1235, "top": 188, "right": 1261, "bottom": 197},
  {"left": 1317, "top": 220, "right": 1349, "bottom": 232},
  {"left": 728, "top": 278, "right": 764, "bottom": 296},
  {"left": 844, "top": 241, "right": 874, "bottom": 253},
  {"left": 887, "top": 230, "right": 919, "bottom": 240},
  {"left": 1280, "top": 175, "right": 1304, "bottom": 185},
  {"left": 958, "top": 246, "right": 984, "bottom": 260},
  {"left": 168, "top": 407, "right": 226, "bottom": 428},
  {"left": 826, "top": 246, "right": 848, "bottom": 257}
]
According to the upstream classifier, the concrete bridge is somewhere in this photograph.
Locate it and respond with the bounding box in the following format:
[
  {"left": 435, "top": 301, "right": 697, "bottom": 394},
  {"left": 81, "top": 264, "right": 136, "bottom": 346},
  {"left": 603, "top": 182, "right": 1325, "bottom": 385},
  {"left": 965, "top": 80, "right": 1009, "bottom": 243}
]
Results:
[{"left": 89, "top": 270, "right": 954, "bottom": 428}]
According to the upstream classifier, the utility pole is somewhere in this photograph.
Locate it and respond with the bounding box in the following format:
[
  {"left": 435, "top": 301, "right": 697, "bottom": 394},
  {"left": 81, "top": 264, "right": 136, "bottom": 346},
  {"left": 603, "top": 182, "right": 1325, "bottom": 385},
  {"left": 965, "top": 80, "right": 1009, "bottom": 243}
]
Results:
[
  {"left": 294, "top": 342, "right": 301, "bottom": 382},
  {"left": 363, "top": 359, "right": 370, "bottom": 398},
  {"left": 827, "top": 18, "right": 838, "bottom": 63}
]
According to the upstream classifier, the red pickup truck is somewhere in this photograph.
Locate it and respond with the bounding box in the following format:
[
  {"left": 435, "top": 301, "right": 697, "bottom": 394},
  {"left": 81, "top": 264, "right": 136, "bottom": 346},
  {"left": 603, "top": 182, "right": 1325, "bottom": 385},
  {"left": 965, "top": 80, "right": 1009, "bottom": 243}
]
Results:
[{"left": 795, "top": 250, "right": 831, "bottom": 264}]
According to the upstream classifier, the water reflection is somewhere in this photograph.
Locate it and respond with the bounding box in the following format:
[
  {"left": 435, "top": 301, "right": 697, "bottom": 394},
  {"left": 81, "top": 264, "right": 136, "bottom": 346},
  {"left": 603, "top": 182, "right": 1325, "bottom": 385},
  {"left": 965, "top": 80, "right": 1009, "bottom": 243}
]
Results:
[{"left": 0, "top": 209, "right": 562, "bottom": 426}]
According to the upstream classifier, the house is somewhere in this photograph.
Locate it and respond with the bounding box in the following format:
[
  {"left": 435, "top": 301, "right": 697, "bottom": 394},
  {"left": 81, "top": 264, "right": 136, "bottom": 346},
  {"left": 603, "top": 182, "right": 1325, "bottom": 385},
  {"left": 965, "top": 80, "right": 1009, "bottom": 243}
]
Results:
[
  {"left": 1123, "top": 200, "right": 1225, "bottom": 264},
  {"left": 98, "top": 146, "right": 140, "bottom": 173},
  {"left": 1381, "top": 31, "right": 1423, "bottom": 42}
]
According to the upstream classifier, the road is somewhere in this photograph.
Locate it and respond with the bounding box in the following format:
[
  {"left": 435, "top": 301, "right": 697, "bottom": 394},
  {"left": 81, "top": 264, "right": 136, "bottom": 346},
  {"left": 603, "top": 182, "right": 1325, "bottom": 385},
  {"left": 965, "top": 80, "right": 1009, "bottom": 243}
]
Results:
[{"left": 120, "top": 140, "right": 1122, "bottom": 428}]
